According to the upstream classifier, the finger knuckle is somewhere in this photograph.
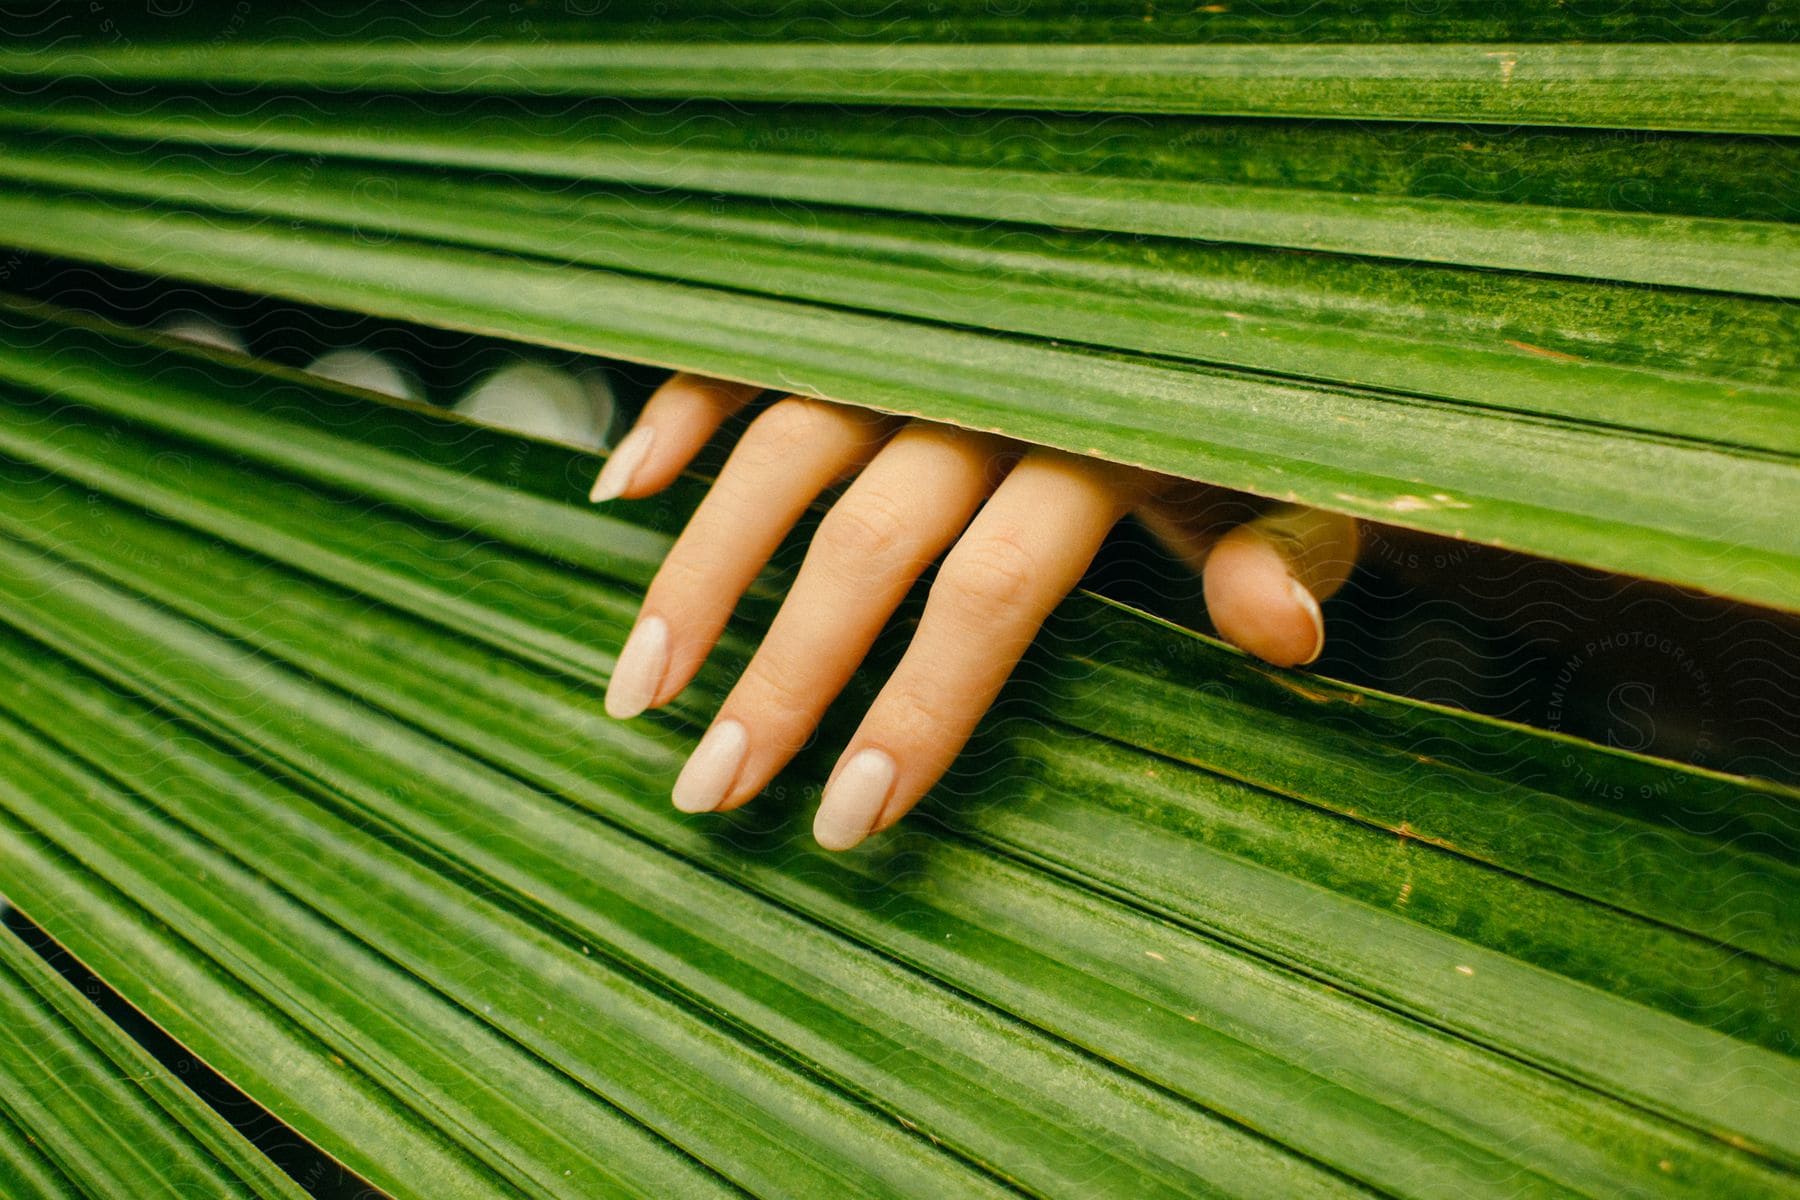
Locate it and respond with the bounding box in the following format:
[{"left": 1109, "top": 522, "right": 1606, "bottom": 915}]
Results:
[
  {"left": 872, "top": 685, "right": 943, "bottom": 750},
  {"left": 736, "top": 662, "right": 818, "bottom": 742},
  {"left": 644, "top": 550, "right": 721, "bottom": 612},
  {"left": 818, "top": 490, "right": 914, "bottom": 567},
  {"left": 741, "top": 396, "right": 836, "bottom": 464},
  {"left": 937, "top": 527, "right": 1037, "bottom": 617}
]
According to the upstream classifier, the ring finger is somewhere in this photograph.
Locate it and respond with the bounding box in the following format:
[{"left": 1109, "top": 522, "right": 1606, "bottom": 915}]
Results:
[{"left": 815, "top": 448, "right": 1144, "bottom": 850}]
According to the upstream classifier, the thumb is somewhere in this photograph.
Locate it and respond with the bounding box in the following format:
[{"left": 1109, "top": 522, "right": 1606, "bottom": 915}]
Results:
[{"left": 1202, "top": 504, "right": 1361, "bottom": 668}]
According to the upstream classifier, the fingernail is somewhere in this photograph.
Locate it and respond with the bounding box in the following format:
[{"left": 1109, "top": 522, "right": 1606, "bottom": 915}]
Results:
[
  {"left": 1291, "top": 579, "right": 1325, "bottom": 666},
  {"left": 814, "top": 748, "right": 896, "bottom": 852},
  {"left": 604, "top": 615, "right": 668, "bottom": 719},
  {"left": 590, "top": 425, "right": 655, "bottom": 502},
  {"left": 673, "top": 719, "right": 746, "bottom": 813}
]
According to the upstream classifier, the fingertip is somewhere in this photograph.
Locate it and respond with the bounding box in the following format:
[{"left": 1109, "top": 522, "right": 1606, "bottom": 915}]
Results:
[
  {"left": 1204, "top": 530, "right": 1326, "bottom": 668},
  {"left": 603, "top": 616, "right": 668, "bottom": 719},
  {"left": 672, "top": 719, "right": 747, "bottom": 814},
  {"left": 592, "top": 373, "right": 759, "bottom": 502},
  {"left": 589, "top": 424, "right": 657, "bottom": 503},
  {"left": 814, "top": 747, "right": 896, "bottom": 852},
  {"left": 1288, "top": 577, "right": 1326, "bottom": 666},
  {"left": 711, "top": 788, "right": 760, "bottom": 816}
]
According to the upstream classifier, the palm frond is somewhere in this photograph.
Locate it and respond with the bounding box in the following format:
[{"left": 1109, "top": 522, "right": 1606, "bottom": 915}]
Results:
[
  {"left": 0, "top": 18, "right": 1794, "bottom": 1197},
  {"left": 4, "top": 41, "right": 1795, "bottom": 131},
  {"left": 0, "top": 310, "right": 1792, "bottom": 1197},
  {"left": 0, "top": 913, "right": 310, "bottom": 1199}
]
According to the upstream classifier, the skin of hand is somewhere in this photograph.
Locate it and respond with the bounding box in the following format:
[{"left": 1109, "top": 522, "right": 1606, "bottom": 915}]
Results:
[{"left": 592, "top": 372, "right": 1361, "bottom": 851}]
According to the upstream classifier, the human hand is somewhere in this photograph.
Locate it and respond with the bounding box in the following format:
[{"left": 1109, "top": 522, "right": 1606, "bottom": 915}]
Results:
[{"left": 593, "top": 373, "right": 1360, "bottom": 850}]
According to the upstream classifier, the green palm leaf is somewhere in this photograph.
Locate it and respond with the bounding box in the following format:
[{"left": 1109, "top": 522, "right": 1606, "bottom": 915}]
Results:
[
  {"left": 3, "top": 41, "right": 1794, "bottom": 132},
  {"left": 0, "top": 136, "right": 1791, "bottom": 453},
  {"left": 0, "top": 919, "right": 311, "bottom": 1199},
  {"left": 0, "top": 310, "right": 1794, "bottom": 1197},
  {"left": 0, "top": 227, "right": 1792, "bottom": 612},
  {"left": 0, "top": 17, "right": 1793, "bottom": 1196},
  {"left": 3, "top": 93, "right": 1792, "bottom": 292}
]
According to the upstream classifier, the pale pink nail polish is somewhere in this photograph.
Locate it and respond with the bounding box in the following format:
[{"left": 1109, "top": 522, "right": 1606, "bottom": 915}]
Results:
[
  {"left": 673, "top": 720, "right": 747, "bottom": 813},
  {"left": 813, "top": 748, "right": 896, "bottom": 851},
  {"left": 1291, "top": 579, "right": 1325, "bottom": 666},
  {"left": 590, "top": 425, "right": 655, "bottom": 502},
  {"left": 604, "top": 616, "right": 668, "bottom": 719}
]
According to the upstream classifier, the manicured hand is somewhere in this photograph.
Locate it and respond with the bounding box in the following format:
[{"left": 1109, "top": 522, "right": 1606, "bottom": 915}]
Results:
[{"left": 593, "top": 374, "right": 1359, "bottom": 850}]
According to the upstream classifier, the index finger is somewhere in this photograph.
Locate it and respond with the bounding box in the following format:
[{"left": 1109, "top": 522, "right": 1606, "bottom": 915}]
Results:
[{"left": 589, "top": 372, "right": 763, "bottom": 502}]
